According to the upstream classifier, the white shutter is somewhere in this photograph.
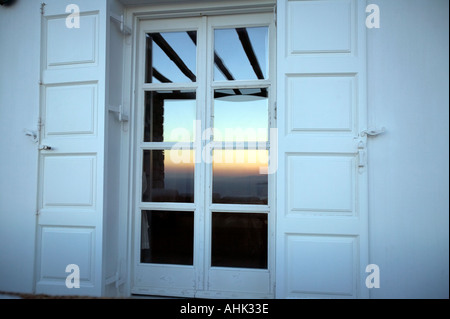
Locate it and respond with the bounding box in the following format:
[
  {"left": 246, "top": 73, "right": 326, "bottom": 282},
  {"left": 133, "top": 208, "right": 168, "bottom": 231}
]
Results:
[
  {"left": 35, "top": 0, "right": 107, "bottom": 296},
  {"left": 276, "top": 0, "right": 369, "bottom": 298}
]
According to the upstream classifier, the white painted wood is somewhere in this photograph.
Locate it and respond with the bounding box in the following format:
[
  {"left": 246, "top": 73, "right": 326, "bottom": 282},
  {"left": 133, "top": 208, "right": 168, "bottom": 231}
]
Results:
[
  {"left": 35, "top": 0, "right": 108, "bottom": 297},
  {"left": 131, "top": 11, "right": 275, "bottom": 298},
  {"left": 132, "top": 16, "right": 203, "bottom": 298},
  {"left": 46, "top": 15, "right": 98, "bottom": 67},
  {"left": 42, "top": 156, "right": 96, "bottom": 207},
  {"left": 207, "top": 268, "right": 271, "bottom": 294},
  {"left": 287, "top": 75, "right": 356, "bottom": 133},
  {"left": 104, "top": 0, "right": 127, "bottom": 297},
  {"left": 286, "top": 235, "right": 357, "bottom": 297},
  {"left": 287, "top": 155, "right": 356, "bottom": 216},
  {"left": 39, "top": 227, "right": 95, "bottom": 283},
  {"left": 203, "top": 13, "right": 276, "bottom": 298},
  {"left": 44, "top": 84, "right": 97, "bottom": 136},
  {"left": 276, "top": 0, "right": 368, "bottom": 299},
  {"left": 287, "top": 0, "right": 354, "bottom": 54}
]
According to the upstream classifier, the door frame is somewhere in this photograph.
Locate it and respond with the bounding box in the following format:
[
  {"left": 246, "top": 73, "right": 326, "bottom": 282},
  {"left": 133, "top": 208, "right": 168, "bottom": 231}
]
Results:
[{"left": 121, "top": 1, "right": 277, "bottom": 298}]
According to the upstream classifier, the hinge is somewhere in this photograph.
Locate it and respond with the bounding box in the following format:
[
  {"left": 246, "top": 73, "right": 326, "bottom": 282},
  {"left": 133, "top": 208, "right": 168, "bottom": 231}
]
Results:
[
  {"left": 358, "top": 140, "right": 367, "bottom": 170},
  {"left": 37, "top": 117, "right": 43, "bottom": 132},
  {"left": 274, "top": 102, "right": 277, "bottom": 120},
  {"left": 108, "top": 105, "right": 129, "bottom": 123},
  {"left": 110, "top": 13, "right": 132, "bottom": 36},
  {"left": 40, "top": 3, "right": 46, "bottom": 15}
]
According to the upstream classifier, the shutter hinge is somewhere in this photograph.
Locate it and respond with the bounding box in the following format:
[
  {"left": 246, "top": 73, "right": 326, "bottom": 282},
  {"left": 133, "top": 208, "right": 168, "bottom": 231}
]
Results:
[
  {"left": 357, "top": 140, "right": 367, "bottom": 172},
  {"left": 110, "top": 13, "right": 132, "bottom": 36},
  {"left": 40, "top": 3, "right": 46, "bottom": 15},
  {"left": 274, "top": 102, "right": 277, "bottom": 120},
  {"left": 37, "top": 117, "right": 43, "bottom": 132}
]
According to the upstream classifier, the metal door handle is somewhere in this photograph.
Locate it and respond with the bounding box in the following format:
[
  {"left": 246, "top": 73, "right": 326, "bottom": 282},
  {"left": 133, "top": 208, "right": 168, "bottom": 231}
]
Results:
[
  {"left": 39, "top": 145, "right": 52, "bottom": 151},
  {"left": 361, "top": 127, "right": 386, "bottom": 137}
]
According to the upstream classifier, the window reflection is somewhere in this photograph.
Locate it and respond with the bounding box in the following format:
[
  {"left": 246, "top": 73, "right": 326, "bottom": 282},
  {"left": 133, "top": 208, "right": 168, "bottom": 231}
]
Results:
[
  {"left": 211, "top": 212, "right": 268, "bottom": 269},
  {"left": 141, "top": 210, "right": 194, "bottom": 265},
  {"left": 146, "top": 31, "right": 197, "bottom": 83},
  {"left": 214, "top": 88, "right": 268, "bottom": 142},
  {"left": 214, "top": 27, "right": 268, "bottom": 81},
  {"left": 145, "top": 27, "right": 268, "bottom": 84},
  {"left": 213, "top": 150, "right": 268, "bottom": 205},
  {"left": 142, "top": 150, "right": 195, "bottom": 203},
  {"left": 144, "top": 91, "right": 196, "bottom": 143}
]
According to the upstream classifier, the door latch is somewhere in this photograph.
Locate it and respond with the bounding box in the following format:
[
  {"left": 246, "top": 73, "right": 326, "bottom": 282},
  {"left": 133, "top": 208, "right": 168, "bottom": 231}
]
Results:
[
  {"left": 356, "top": 127, "right": 386, "bottom": 171},
  {"left": 360, "top": 127, "right": 386, "bottom": 137},
  {"left": 39, "top": 145, "right": 52, "bottom": 151},
  {"left": 358, "top": 140, "right": 367, "bottom": 169}
]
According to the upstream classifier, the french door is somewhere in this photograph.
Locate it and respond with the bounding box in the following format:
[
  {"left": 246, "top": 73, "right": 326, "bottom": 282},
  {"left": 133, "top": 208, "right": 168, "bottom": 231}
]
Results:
[{"left": 132, "top": 13, "right": 276, "bottom": 298}]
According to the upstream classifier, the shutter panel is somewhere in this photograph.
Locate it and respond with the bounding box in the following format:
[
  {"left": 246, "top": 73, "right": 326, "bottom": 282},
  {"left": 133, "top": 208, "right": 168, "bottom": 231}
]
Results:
[
  {"left": 35, "top": 0, "right": 107, "bottom": 296},
  {"left": 276, "top": 0, "right": 369, "bottom": 298}
]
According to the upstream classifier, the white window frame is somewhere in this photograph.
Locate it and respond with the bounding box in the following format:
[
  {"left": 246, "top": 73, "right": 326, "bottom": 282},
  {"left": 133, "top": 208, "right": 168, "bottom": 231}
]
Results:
[{"left": 121, "top": 0, "right": 277, "bottom": 298}]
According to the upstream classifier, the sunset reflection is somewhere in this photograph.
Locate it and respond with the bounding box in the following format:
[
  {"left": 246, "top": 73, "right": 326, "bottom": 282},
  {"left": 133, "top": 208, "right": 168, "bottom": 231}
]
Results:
[{"left": 213, "top": 150, "right": 268, "bottom": 204}]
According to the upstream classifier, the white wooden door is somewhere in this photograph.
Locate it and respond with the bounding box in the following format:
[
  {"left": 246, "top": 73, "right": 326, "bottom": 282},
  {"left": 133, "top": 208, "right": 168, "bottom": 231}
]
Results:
[
  {"left": 35, "top": 0, "right": 107, "bottom": 296},
  {"left": 276, "top": 0, "right": 369, "bottom": 298},
  {"left": 132, "top": 13, "right": 276, "bottom": 298}
]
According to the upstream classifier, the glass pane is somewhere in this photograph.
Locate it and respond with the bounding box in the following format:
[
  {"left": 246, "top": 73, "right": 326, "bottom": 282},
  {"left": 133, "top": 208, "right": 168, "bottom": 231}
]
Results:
[
  {"left": 141, "top": 210, "right": 194, "bottom": 265},
  {"left": 144, "top": 91, "right": 196, "bottom": 142},
  {"left": 211, "top": 212, "right": 268, "bottom": 269},
  {"left": 213, "top": 150, "right": 268, "bottom": 205},
  {"left": 214, "top": 27, "right": 268, "bottom": 81},
  {"left": 146, "top": 31, "right": 197, "bottom": 83},
  {"left": 214, "top": 88, "right": 268, "bottom": 142},
  {"left": 142, "top": 150, "right": 195, "bottom": 203}
]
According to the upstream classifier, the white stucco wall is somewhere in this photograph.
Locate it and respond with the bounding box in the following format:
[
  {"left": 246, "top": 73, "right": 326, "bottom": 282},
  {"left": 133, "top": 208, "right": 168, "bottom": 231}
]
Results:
[
  {"left": 0, "top": 1, "right": 42, "bottom": 293},
  {"left": 0, "top": 0, "right": 448, "bottom": 298},
  {"left": 367, "top": 0, "right": 449, "bottom": 298}
]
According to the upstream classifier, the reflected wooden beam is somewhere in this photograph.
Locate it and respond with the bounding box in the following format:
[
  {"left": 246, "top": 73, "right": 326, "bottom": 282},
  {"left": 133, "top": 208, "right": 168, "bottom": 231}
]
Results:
[
  {"left": 152, "top": 68, "right": 172, "bottom": 83},
  {"left": 214, "top": 90, "right": 268, "bottom": 99},
  {"left": 187, "top": 31, "right": 241, "bottom": 95},
  {"left": 235, "top": 28, "right": 265, "bottom": 80},
  {"left": 154, "top": 92, "right": 197, "bottom": 100},
  {"left": 151, "top": 33, "right": 196, "bottom": 82}
]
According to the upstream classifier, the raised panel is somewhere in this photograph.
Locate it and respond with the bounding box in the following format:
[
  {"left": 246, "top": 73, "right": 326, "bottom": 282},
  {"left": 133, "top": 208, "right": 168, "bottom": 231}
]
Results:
[
  {"left": 287, "top": 0, "right": 353, "bottom": 54},
  {"left": 42, "top": 155, "right": 96, "bottom": 207},
  {"left": 46, "top": 14, "right": 98, "bottom": 67},
  {"left": 287, "top": 75, "right": 355, "bottom": 133},
  {"left": 286, "top": 235, "right": 357, "bottom": 297},
  {"left": 39, "top": 226, "right": 94, "bottom": 283},
  {"left": 287, "top": 154, "right": 355, "bottom": 216},
  {"left": 45, "top": 84, "right": 97, "bottom": 136}
]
